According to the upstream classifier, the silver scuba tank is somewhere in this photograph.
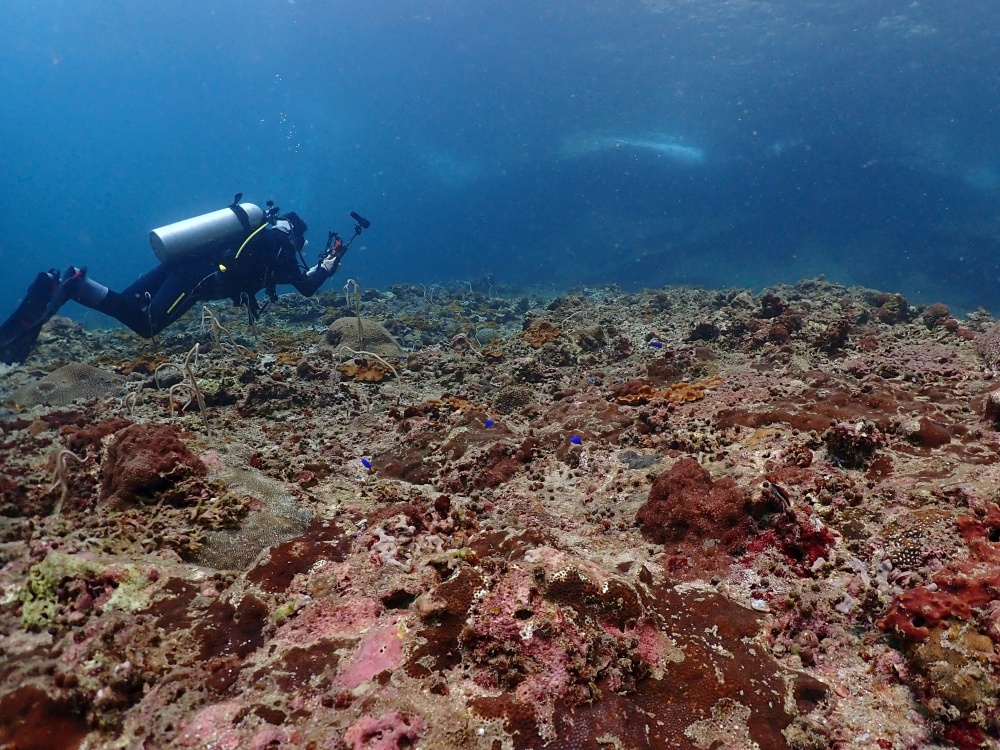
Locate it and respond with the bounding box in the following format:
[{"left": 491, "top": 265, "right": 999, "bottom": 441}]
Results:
[{"left": 149, "top": 202, "right": 265, "bottom": 263}]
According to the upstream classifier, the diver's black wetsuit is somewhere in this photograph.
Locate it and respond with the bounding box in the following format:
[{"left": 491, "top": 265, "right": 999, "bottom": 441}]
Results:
[
  {"left": 100, "top": 218, "right": 331, "bottom": 338},
  {"left": 0, "top": 210, "right": 343, "bottom": 363}
]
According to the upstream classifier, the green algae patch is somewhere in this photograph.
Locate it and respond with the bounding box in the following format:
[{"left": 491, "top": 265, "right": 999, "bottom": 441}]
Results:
[
  {"left": 272, "top": 600, "right": 297, "bottom": 623},
  {"left": 19, "top": 551, "right": 157, "bottom": 631}
]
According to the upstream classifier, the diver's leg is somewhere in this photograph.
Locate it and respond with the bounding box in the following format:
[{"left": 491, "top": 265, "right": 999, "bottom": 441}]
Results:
[
  {"left": 43, "top": 265, "right": 160, "bottom": 338},
  {"left": 0, "top": 266, "right": 111, "bottom": 363},
  {"left": 94, "top": 262, "right": 213, "bottom": 338},
  {"left": 0, "top": 266, "right": 110, "bottom": 362},
  {"left": 143, "top": 261, "right": 215, "bottom": 335},
  {"left": 56, "top": 267, "right": 110, "bottom": 308},
  {"left": 93, "top": 265, "right": 172, "bottom": 337}
]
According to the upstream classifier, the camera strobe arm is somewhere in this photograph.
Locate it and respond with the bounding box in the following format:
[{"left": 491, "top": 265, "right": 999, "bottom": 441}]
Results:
[{"left": 319, "top": 211, "right": 370, "bottom": 274}]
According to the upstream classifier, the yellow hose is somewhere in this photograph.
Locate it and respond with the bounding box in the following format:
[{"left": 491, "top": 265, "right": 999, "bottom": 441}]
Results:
[{"left": 234, "top": 223, "right": 267, "bottom": 261}]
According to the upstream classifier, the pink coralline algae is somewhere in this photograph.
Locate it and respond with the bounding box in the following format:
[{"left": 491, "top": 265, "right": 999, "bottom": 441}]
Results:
[
  {"left": 343, "top": 710, "right": 425, "bottom": 750},
  {"left": 335, "top": 618, "right": 405, "bottom": 689},
  {"left": 178, "top": 701, "right": 242, "bottom": 749},
  {"left": 879, "top": 502, "right": 1000, "bottom": 643},
  {"left": 878, "top": 501, "right": 1000, "bottom": 733},
  {"left": 278, "top": 596, "right": 382, "bottom": 645},
  {"left": 443, "top": 530, "right": 826, "bottom": 749}
]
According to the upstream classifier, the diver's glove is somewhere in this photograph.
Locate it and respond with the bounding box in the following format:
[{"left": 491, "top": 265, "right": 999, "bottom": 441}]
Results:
[
  {"left": 320, "top": 254, "right": 339, "bottom": 274},
  {"left": 320, "top": 237, "right": 346, "bottom": 275}
]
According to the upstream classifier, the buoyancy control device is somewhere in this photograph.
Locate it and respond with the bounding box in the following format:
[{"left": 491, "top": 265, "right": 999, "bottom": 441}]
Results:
[{"left": 149, "top": 194, "right": 265, "bottom": 263}]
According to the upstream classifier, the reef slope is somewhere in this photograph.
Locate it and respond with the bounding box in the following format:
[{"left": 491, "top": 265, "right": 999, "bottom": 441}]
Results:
[{"left": 1, "top": 278, "right": 998, "bottom": 750}]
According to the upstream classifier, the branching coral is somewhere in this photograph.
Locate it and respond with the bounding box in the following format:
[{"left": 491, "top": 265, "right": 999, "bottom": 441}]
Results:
[{"left": 368, "top": 514, "right": 420, "bottom": 571}]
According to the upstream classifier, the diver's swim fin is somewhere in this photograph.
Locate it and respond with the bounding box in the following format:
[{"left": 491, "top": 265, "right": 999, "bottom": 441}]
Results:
[{"left": 0, "top": 270, "right": 61, "bottom": 364}]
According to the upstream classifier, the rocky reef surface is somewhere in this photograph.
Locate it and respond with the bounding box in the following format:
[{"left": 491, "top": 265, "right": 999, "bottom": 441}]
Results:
[{"left": 2, "top": 277, "right": 1000, "bottom": 749}]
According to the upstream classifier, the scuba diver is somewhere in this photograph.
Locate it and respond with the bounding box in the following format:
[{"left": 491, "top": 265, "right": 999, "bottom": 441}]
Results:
[{"left": 0, "top": 195, "right": 370, "bottom": 364}]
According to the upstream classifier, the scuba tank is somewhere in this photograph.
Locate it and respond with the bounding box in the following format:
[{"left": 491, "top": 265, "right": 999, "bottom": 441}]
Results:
[{"left": 149, "top": 198, "right": 265, "bottom": 263}]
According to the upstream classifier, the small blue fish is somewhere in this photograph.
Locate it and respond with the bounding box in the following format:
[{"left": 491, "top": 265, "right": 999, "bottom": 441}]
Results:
[
  {"left": 649, "top": 341, "right": 663, "bottom": 348},
  {"left": 484, "top": 419, "right": 495, "bottom": 428},
  {"left": 570, "top": 435, "right": 582, "bottom": 445},
  {"left": 361, "top": 458, "right": 372, "bottom": 469}
]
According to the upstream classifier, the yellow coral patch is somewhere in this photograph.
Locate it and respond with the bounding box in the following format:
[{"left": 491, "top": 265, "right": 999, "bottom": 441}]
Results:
[
  {"left": 522, "top": 320, "right": 561, "bottom": 348},
  {"left": 615, "top": 376, "right": 723, "bottom": 406}
]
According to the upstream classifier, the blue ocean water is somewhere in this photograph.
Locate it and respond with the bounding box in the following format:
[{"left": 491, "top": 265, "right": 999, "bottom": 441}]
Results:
[{"left": 2, "top": 0, "right": 1000, "bottom": 321}]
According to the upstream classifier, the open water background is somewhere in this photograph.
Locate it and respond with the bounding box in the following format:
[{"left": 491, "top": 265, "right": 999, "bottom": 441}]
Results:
[{"left": 2, "top": 0, "right": 1000, "bottom": 319}]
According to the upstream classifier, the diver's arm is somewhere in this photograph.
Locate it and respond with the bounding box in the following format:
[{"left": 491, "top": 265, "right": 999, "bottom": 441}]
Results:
[
  {"left": 292, "top": 262, "right": 334, "bottom": 297},
  {"left": 290, "top": 237, "right": 346, "bottom": 297}
]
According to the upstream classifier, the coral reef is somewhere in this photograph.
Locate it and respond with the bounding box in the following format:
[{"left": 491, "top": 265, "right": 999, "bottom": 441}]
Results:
[{"left": 3, "top": 277, "right": 1000, "bottom": 748}]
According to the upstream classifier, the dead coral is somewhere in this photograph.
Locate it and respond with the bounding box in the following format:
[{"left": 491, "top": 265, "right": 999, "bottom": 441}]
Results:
[
  {"left": 569, "top": 324, "right": 606, "bottom": 352},
  {"left": 481, "top": 341, "right": 506, "bottom": 361},
  {"left": 823, "top": 420, "right": 886, "bottom": 468},
  {"left": 338, "top": 358, "right": 395, "bottom": 383},
  {"left": 869, "top": 292, "right": 910, "bottom": 324}
]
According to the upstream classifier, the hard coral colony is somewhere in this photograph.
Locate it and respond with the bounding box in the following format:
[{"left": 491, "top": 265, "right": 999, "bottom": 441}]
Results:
[{"left": 1, "top": 280, "right": 1000, "bottom": 748}]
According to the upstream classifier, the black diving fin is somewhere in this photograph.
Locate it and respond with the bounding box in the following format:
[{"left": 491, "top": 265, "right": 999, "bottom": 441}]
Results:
[{"left": 0, "top": 270, "right": 61, "bottom": 364}]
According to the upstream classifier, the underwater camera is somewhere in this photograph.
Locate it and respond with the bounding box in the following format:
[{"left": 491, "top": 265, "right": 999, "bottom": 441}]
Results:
[{"left": 323, "top": 211, "right": 371, "bottom": 261}]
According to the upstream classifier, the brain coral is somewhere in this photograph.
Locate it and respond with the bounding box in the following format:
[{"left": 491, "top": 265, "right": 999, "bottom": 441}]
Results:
[
  {"left": 493, "top": 384, "right": 535, "bottom": 414},
  {"left": 8, "top": 363, "right": 124, "bottom": 408},
  {"left": 325, "top": 317, "right": 404, "bottom": 360},
  {"left": 194, "top": 458, "right": 313, "bottom": 570}
]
